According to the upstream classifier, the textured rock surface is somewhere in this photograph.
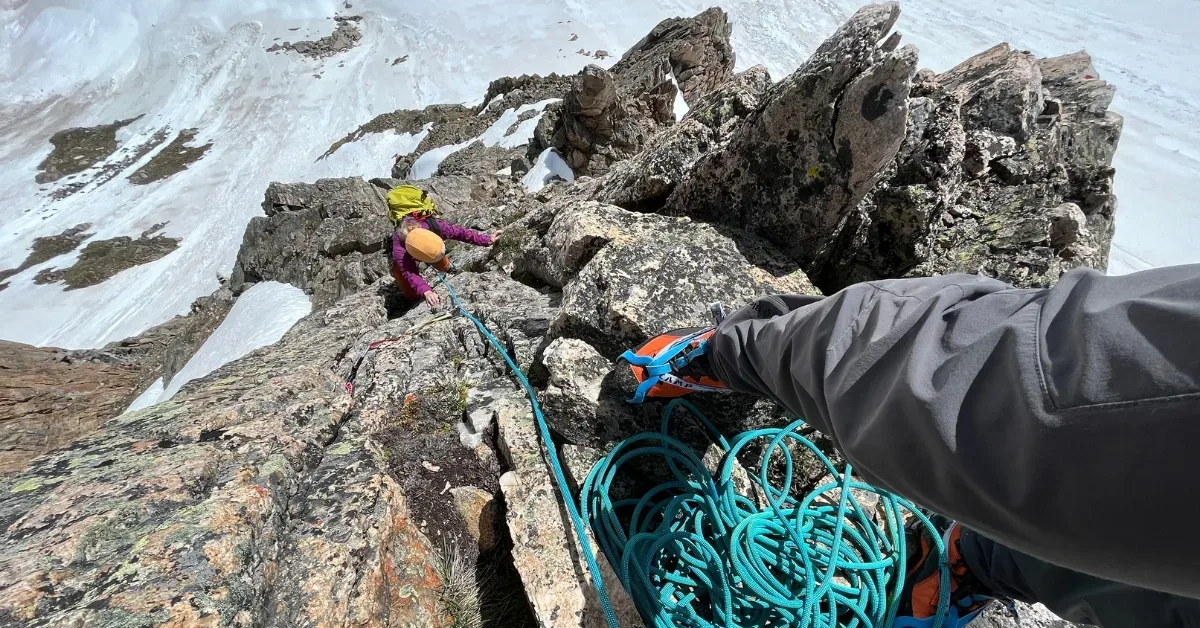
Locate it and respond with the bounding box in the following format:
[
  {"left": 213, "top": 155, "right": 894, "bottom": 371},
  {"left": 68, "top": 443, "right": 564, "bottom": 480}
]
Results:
[
  {"left": 33, "top": 231, "right": 182, "bottom": 291},
  {"left": 0, "top": 223, "right": 92, "bottom": 288},
  {"left": 34, "top": 117, "right": 142, "bottom": 184},
  {"left": 667, "top": 3, "right": 917, "bottom": 283},
  {"left": 571, "top": 65, "right": 771, "bottom": 211},
  {"left": 496, "top": 396, "right": 642, "bottom": 628},
  {"left": 229, "top": 177, "right": 393, "bottom": 306},
  {"left": 547, "top": 203, "right": 818, "bottom": 357},
  {"left": 436, "top": 140, "right": 521, "bottom": 177},
  {"left": 609, "top": 7, "right": 734, "bottom": 105},
  {"left": 0, "top": 342, "right": 139, "bottom": 475},
  {"left": 531, "top": 8, "right": 735, "bottom": 176},
  {"left": 977, "top": 601, "right": 1078, "bottom": 628},
  {"left": 161, "top": 286, "right": 237, "bottom": 386}
]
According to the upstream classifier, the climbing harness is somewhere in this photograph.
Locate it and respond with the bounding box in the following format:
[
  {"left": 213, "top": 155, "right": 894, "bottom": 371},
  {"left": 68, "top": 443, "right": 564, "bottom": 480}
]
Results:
[
  {"left": 433, "top": 273, "right": 953, "bottom": 628},
  {"left": 621, "top": 328, "right": 729, "bottom": 403}
]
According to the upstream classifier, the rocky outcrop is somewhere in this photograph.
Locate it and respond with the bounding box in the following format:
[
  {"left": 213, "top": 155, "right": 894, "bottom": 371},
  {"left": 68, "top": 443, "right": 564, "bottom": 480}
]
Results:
[
  {"left": 0, "top": 223, "right": 92, "bottom": 288},
  {"left": 571, "top": 65, "right": 772, "bottom": 211},
  {"left": 608, "top": 6, "right": 734, "bottom": 105},
  {"left": 35, "top": 116, "right": 142, "bottom": 184},
  {"left": 229, "top": 177, "right": 393, "bottom": 307},
  {"left": 667, "top": 3, "right": 918, "bottom": 285},
  {"left": 0, "top": 342, "right": 140, "bottom": 475},
  {"left": 662, "top": 3, "right": 1119, "bottom": 292},
  {"left": 161, "top": 286, "right": 236, "bottom": 385},
  {"left": 0, "top": 285, "right": 237, "bottom": 474},
  {"left": 436, "top": 140, "right": 519, "bottom": 176},
  {"left": 545, "top": 203, "right": 817, "bottom": 357},
  {"left": 33, "top": 230, "right": 181, "bottom": 291},
  {"left": 230, "top": 175, "right": 533, "bottom": 307},
  {"left": 267, "top": 15, "right": 363, "bottom": 58},
  {"left": 126, "top": 128, "right": 213, "bottom": 185},
  {"left": 830, "top": 47, "right": 1122, "bottom": 290},
  {"left": 530, "top": 8, "right": 736, "bottom": 176}
]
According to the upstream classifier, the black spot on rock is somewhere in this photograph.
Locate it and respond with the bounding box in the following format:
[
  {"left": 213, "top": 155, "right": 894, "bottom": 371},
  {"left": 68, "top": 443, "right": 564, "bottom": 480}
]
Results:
[
  {"left": 861, "top": 84, "right": 895, "bottom": 121},
  {"left": 157, "top": 439, "right": 176, "bottom": 448},
  {"left": 199, "top": 428, "right": 227, "bottom": 442},
  {"left": 837, "top": 138, "right": 854, "bottom": 169}
]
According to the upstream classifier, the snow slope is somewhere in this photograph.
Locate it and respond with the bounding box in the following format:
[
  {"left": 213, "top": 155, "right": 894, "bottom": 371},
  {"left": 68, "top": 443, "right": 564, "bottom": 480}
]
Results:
[
  {"left": 1, "top": 0, "right": 1196, "bottom": 349},
  {"left": 125, "top": 281, "right": 311, "bottom": 413}
]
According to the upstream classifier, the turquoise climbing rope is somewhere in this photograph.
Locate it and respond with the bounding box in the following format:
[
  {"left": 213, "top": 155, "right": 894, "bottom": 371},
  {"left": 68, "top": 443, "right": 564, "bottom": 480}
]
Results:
[
  {"left": 437, "top": 275, "right": 950, "bottom": 628},
  {"left": 436, "top": 274, "right": 623, "bottom": 628},
  {"left": 581, "top": 399, "right": 951, "bottom": 628}
]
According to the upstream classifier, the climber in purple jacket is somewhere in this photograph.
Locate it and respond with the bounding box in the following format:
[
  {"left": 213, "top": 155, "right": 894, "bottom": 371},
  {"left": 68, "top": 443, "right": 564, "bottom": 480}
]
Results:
[{"left": 390, "top": 215, "right": 501, "bottom": 307}]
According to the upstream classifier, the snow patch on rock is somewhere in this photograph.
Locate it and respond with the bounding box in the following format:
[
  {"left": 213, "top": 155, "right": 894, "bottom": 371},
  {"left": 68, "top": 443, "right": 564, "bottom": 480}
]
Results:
[{"left": 522, "top": 148, "right": 575, "bottom": 192}]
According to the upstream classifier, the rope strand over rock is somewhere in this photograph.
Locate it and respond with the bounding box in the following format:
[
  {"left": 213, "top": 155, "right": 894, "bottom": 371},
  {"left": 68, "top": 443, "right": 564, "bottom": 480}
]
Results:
[{"left": 437, "top": 273, "right": 950, "bottom": 628}]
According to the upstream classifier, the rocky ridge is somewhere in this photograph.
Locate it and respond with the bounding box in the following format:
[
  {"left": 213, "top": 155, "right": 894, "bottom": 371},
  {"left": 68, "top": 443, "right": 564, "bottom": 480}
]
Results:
[{"left": 0, "top": 4, "right": 1116, "bottom": 627}]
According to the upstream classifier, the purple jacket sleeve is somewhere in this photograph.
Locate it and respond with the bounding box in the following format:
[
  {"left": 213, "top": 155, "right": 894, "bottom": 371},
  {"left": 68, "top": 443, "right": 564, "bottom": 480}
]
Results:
[
  {"left": 392, "top": 230, "right": 431, "bottom": 295},
  {"left": 437, "top": 221, "right": 493, "bottom": 246}
]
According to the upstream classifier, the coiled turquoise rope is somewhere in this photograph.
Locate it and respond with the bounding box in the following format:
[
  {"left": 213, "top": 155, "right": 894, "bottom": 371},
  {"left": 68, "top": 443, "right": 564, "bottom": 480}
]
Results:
[
  {"left": 438, "top": 275, "right": 949, "bottom": 628},
  {"left": 581, "top": 399, "right": 951, "bottom": 628}
]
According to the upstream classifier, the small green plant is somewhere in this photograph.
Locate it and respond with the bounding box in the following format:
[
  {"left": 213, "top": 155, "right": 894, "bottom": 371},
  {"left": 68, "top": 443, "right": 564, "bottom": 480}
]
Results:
[{"left": 434, "top": 543, "right": 483, "bottom": 628}]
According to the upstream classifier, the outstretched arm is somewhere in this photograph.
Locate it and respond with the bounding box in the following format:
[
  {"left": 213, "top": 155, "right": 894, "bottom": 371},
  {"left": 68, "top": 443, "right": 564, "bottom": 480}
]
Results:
[
  {"left": 707, "top": 265, "right": 1200, "bottom": 599},
  {"left": 438, "top": 222, "right": 494, "bottom": 246}
]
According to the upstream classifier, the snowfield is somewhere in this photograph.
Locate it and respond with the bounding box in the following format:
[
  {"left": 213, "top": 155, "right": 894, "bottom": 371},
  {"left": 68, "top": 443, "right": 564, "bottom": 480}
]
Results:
[
  {"left": 1, "top": 0, "right": 1196, "bottom": 350},
  {"left": 124, "top": 281, "right": 311, "bottom": 413}
]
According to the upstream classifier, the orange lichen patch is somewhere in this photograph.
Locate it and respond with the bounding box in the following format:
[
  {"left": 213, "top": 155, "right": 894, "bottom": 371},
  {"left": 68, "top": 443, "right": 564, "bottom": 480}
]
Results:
[
  {"left": 0, "top": 578, "right": 45, "bottom": 621},
  {"left": 203, "top": 537, "right": 240, "bottom": 577}
]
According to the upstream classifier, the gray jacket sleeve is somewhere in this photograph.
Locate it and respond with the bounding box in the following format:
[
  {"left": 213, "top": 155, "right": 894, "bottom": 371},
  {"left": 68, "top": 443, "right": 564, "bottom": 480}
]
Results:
[{"left": 707, "top": 265, "right": 1200, "bottom": 599}]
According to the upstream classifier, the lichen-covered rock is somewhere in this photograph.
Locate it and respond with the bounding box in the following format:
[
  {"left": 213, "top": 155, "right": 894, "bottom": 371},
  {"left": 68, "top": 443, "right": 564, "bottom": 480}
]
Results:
[
  {"left": 537, "top": 338, "right": 617, "bottom": 446},
  {"left": 271, "top": 416, "right": 445, "bottom": 627},
  {"left": 335, "top": 271, "right": 556, "bottom": 578},
  {"left": 0, "top": 290, "right": 396, "bottom": 626},
  {"left": 976, "top": 601, "right": 1082, "bottom": 628},
  {"left": 548, "top": 203, "right": 818, "bottom": 357},
  {"left": 229, "top": 177, "right": 392, "bottom": 306},
  {"left": 666, "top": 3, "right": 918, "bottom": 282},
  {"left": 837, "top": 46, "right": 1122, "bottom": 290},
  {"left": 609, "top": 6, "right": 734, "bottom": 106},
  {"left": 531, "top": 8, "right": 735, "bottom": 177},
  {"left": 938, "top": 43, "right": 1044, "bottom": 142},
  {"left": 662, "top": 3, "right": 1120, "bottom": 294},
  {"left": 569, "top": 66, "right": 772, "bottom": 212},
  {"left": 495, "top": 396, "right": 642, "bottom": 628}
]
